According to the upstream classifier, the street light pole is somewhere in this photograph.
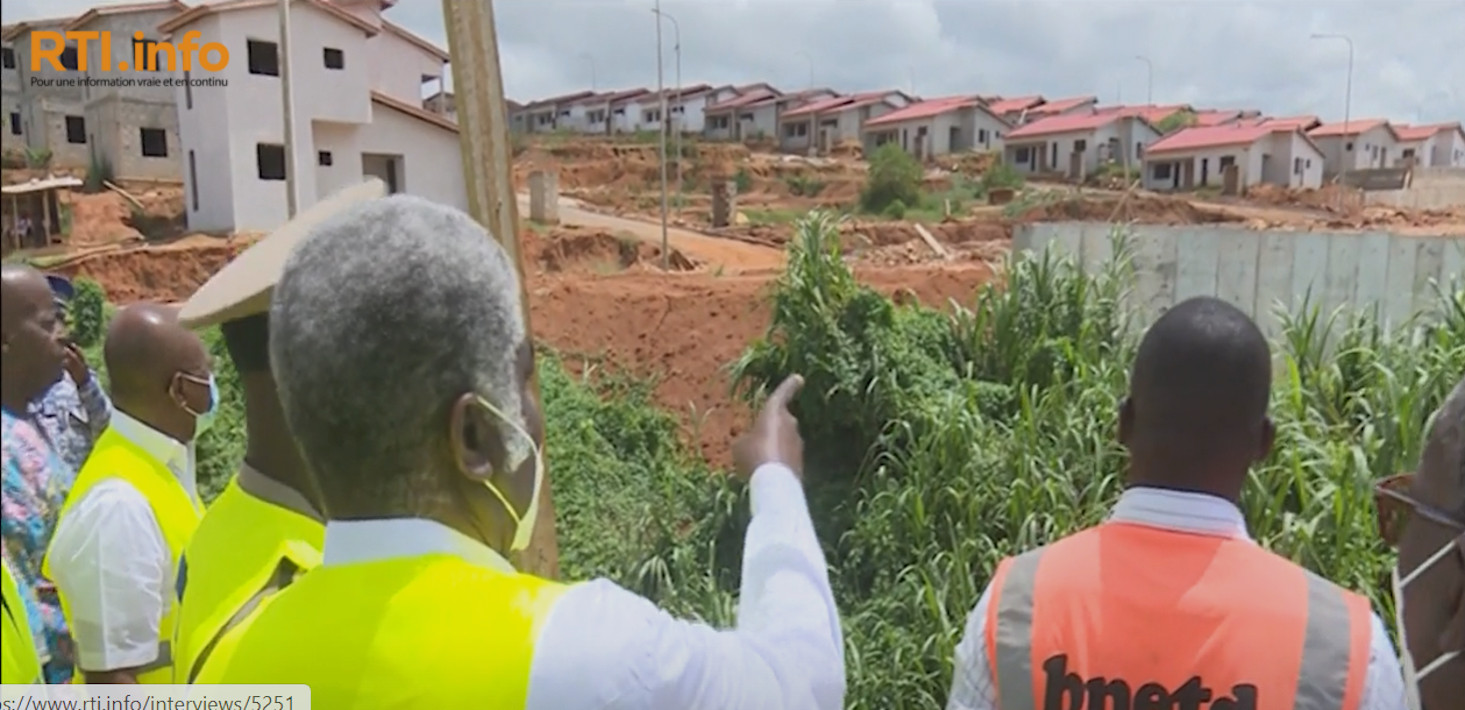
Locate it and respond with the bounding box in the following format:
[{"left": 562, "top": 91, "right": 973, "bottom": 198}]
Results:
[
  {"left": 277, "top": 0, "right": 298, "bottom": 217},
  {"left": 654, "top": 0, "right": 669, "bottom": 269},
  {"left": 1311, "top": 33, "right": 1354, "bottom": 160},
  {"left": 579, "top": 52, "right": 596, "bottom": 91},
  {"left": 1134, "top": 55, "right": 1153, "bottom": 105},
  {"left": 653, "top": 8, "right": 682, "bottom": 215}
]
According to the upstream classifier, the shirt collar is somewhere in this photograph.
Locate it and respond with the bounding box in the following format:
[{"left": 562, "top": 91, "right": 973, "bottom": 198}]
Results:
[
  {"left": 1109, "top": 486, "right": 1252, "bottom": 541},
  {"left": 236, "top": 463, "right": 324, "bottom": 523},
  {"left": 110, "top": 409, "right": 191, "bottom": 477},
  {"left": 322, "top": 517, "right": 515, "bottom": 574}
]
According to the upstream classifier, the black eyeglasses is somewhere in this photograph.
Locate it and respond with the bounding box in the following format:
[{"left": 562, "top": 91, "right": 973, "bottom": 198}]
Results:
[{"left": 1374, "top": 472, "right": 1465, "bottom": 547}]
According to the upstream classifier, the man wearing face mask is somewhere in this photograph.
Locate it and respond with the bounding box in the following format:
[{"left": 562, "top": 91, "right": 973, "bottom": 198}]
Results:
[
  {"left": 194, "top": 196, "right": 845, "bottom": 709},
  {"left": 43, "top": 303, "right": 213, "bottom": 684},
  {"left": 171, "top": 179, "right": 385, "bottom": 685},
  {"left": 1377, "top": 375, "right": 1465, "bottom": 710}
]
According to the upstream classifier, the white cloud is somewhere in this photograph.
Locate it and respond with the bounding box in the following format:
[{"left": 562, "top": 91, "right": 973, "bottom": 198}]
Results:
[{"left": 4, "top": 0, "right": 1461, "bottom": 123}]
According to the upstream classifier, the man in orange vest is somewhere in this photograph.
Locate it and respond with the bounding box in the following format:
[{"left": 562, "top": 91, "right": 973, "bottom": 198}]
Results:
[
  {"left": 946, "top": 296, "right": 1406, "bottom": 710},
  {"left": 1378, "top": 375, "right": 1463, "bottom": 710}
]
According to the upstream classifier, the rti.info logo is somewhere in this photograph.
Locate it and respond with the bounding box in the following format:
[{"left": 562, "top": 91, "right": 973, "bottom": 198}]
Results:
[{"left": 31, "top": 30, "right": 228, "bottom": 72}]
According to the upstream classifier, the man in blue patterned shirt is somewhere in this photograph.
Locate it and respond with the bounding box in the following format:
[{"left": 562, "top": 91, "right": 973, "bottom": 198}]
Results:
[{"left": 26, "top": 275, "right": 111, "bottom": 484}]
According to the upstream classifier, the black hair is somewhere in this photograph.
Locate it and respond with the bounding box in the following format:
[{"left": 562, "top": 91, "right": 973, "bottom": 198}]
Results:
[
  {"left": 1129, "top": 297, "right": 1272, "bottom": 458},
  {"left": 220, "top": 312, "right": 271, "bottom": 374}
]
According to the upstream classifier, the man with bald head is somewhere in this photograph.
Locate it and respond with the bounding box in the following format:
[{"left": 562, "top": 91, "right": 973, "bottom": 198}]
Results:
[
  {"left": 1379, "top": 376, "right": 1465, "bottom": 710},
  {"left": 44, "top": 303, "right": 214, "bottom": 684},
  {"left": 2, "top": 263, "right": 75, "bottom": 682},
  {"left": 949, "top": 297, "right": 1404, "bottom": 710},
  {"left": 196, "top": 195, "right": 845, "bottom": 708}
]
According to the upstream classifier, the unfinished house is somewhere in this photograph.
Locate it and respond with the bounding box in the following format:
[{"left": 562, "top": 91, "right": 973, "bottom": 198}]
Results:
[
  {"left": 777, "top": 90, "right": 913, "bottom": 155},
  {"left": 2, "top": 15, "right": 87, "bottom": 168},
  {"left": 702, "top": 84, "right": 782, "bottom": 141},
  {"left": 860, "top": 96, "right": 1012, "bottom": 160},
  {"left": 69, "top": 1, "right": 189, "bottom": 181},
  {"left": 1307, "top": 119, "right": 1403, "bottom": 177},
  {"left": 1143, "top": 124, "right": 1325, "bottom": 192},
  {"left": 1003, "top": 112, "right": 1160, "bottom": 181},
  {"left": 984, "top": 95, "right": 1045, "bottom": 125},
  {"left": 1023, "top": 95, "right": 1098, "bottom": 121},
  {"left": 3, "top": 25, "right": 21, "bottom": 149}
]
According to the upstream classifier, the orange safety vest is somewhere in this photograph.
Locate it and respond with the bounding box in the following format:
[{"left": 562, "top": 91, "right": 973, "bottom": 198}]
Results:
[{"left": 984, "top": 522, "right": 1371, "bottom": 710}]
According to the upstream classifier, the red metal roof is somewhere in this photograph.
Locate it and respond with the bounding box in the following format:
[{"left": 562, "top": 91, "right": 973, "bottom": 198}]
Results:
[
  {"left": 1307, "top": 118, "right": 1392, "bottom": 138},
  {"left": 1095, "top": 104, "right": 1191, "bottom": 124},
  {"left": 705, "top": 87, "right": 781, "bottom": 112},
  {"left": 522, "top": 90, "right": 597, "bottom": 111},
  {"left": 1189, "top": 110, "right": 1245, "bottom": 127},
  {"left": 635, "top": 84, "right": 715, "bottom": 105},
  {"left": 1005, "top": 112, "right": 1120, "bottom": 140},
  {"left": 1393, "top": 122, "right": 1462, "bottom": 142},
  {"left": 863, "top": 96, "right": 981, "bottom": 127},
  {"left": 1145, "top": 124, "right": 1277, "bottom": 154},
  {"left": 1255, "top": 115, "right": 1321, "bottom": 130},
  {"left": 781, "top": 90, "right": 901, "bottom": 119},
  {"left": 985, "top": 95, "right": 1045, "bottom": 115}
]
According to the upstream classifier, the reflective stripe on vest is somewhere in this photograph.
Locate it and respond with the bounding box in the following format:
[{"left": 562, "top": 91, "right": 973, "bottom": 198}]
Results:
[
  {"left": 42, "top": 426, "right": 203, "bottom": 684},
  {"left": 2, "top": 558, "right": 44, "bottom": 685},
  {"left": 173, "top": 475, "right": 324, "bottom": 684},
  {"left": 985, "top": 522, "right": 1371, "bottom": 710},
  {"left": 193, "top": 553, "right": 570, "bottom": 706}
]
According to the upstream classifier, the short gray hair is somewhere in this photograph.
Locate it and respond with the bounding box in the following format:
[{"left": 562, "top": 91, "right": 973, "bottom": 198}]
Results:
[{"left": 269, "top": 195, "right": 528, "bottom": 515}]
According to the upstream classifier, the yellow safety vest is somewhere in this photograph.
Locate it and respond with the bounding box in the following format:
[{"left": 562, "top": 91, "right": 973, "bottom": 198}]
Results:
[
  {"left": 2, "top": 557, "right": 44, "bottom": 685},
  {"left": 173, "top": 475, "right": 324, "bottom": 684},
  {"left": 194, "top": 553, "right": 569, "bottom": 707},
  {"left": 42, "top": 426, "right": 203, "bottom": 684}
]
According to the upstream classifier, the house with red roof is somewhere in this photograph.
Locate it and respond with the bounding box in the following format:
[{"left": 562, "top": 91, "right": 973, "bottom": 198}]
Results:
[
  {"left": 631, "top": 84, "right": 720, "bottom": 134},
  {"left": 1252, "top": 115, "right": 1322, "bottom": 132},
  {"left": 1095, "top": 104, "right": 1194, "bottom": 128},
  {"left": 702, "top": 83, "right": 796, "bottom": 141},
  {"left": 1306, "top": 119, "right": 1404, "bottom": 177},
  {"left": 859, "top": 96, "right": 1012, "bottom": 160},
  {"left": 574, "top": 88, "right": 649, "bottom": 135},
  {"left": 1142, "top": 124, "right": 1325, "bottom": 192},
  {"left": 1392, "top": 123, "right": 1465, "bottom": 168},
  {"left": 776, "top": 90, "right": 913, "bottom": 154},
  {"left": 1002, "top": 112, "right": 1160, "bottom": 179},
  {"left": 519, "top": 90, "right": 597, "bottom": 133}
]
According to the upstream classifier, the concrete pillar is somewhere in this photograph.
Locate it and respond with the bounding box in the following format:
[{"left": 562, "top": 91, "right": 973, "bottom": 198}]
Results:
[
  {"left": 1222, "top": 164, "right": 1241, "bottom": 196},
  {"left": 710, "top": 176, "right": 736, "bottom": 228},
  {"left": 528, "top": 170, "right": 559, "bottom": 224}
]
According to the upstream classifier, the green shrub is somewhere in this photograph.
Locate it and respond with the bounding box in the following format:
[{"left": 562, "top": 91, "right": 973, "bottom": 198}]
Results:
[
  {"left": 860, "top": 143, "right": 923, "bottom": 214},
  {"left": 883, "top": 199, "right": 906, "bottom": 219},
  {"left": 67, "top": 278, "right": 108, "bottom": 348},
  {"left": 785, "top": 173, "right": 826, "bottom": 197},
  {"left": 731, "top": 213, "right": 1463, "bottom": 707},
  {"left": 978, "top": 161, "right": 1024, "bottom": 194},
  {"left": 733, "top": 167, "right": 753, "bottom": 194}
]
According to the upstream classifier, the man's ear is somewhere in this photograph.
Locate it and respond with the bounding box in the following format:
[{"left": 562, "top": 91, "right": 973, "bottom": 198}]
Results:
[{"left": 448, "top": 393, "right": 504, "bottom": 483}]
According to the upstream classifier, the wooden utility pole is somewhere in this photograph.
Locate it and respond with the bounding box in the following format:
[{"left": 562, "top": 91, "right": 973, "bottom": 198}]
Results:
[{"left": 441, "top": 0, "right": 560, "bottom": 579}]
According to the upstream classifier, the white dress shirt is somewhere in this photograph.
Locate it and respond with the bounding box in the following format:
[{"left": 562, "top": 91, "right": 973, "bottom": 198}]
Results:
[
  {"left": 46, "top": 411, "right": 198, "bottom": 673},
  {"left": 946, "top": 486, "right": 1407, "bottom": 710},
  {"left": 322, "top": 462, "right": 846, "bottom": 709}
]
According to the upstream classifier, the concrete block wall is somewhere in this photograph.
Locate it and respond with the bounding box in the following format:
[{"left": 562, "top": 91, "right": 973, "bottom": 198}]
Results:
[
  {"left": 1014, "top": 222, "right": 1464, "bottom": 341},
  {"left": 86, "top": 96, "right": 181, "bottom": 180}
]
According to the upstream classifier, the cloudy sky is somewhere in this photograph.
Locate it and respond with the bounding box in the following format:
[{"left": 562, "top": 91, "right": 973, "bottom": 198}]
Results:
[{"left": 6, "top": 0, "right": 1462, "bottom": 124}]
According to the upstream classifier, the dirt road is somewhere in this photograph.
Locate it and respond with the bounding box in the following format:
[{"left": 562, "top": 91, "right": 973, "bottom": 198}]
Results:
[{"left": 519, "top": 196, "right": 785, "bottom": 272}]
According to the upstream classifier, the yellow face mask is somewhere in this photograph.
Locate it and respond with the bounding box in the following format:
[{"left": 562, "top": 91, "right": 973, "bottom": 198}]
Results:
[{"left": 475, "top": 395, "right": 543, "bottom": 552}]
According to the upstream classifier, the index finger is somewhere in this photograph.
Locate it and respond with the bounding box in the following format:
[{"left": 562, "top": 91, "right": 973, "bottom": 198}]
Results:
[{"left": 765, "top": 374, "right": 804, "bottom": 411}]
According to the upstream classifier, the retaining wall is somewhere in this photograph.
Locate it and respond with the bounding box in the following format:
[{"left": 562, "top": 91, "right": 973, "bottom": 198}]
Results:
[{"left": 1014, "top": 222, "right": 1465, "bottom": 339}]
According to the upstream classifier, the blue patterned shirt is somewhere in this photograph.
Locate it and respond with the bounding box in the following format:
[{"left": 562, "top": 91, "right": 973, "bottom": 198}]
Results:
[
  {"left": 1, "top": 408, "right": 76, "bottom": 683},
  {"left": 27, "top": 370, "right": 111, "bottom": 485}
]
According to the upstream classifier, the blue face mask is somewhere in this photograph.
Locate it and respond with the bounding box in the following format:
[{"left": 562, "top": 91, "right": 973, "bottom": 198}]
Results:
[{"left": 176, "top": 372, "right": 219, "bottom": 437}]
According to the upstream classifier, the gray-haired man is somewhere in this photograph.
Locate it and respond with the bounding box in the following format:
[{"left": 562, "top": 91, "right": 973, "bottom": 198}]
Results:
[{"left": 194, "top": 195, "right": 845, "bottom": 708}]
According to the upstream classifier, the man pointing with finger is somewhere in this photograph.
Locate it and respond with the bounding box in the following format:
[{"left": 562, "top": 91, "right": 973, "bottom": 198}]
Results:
[{"left": 195, "top": 195, "right": 846, "bottom": 708}]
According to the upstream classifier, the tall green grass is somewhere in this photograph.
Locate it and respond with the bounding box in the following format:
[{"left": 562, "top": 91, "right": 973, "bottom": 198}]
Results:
[{"left": 731, "top": 214, "right": 1464, "bottom": 707}]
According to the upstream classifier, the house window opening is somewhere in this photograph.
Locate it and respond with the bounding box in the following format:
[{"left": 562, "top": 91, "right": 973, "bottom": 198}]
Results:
[
  {"left": 139, "top": 128, "right": 168, "bottom": 157},
  {"left": 65, "top": 116, "right": 86, "bottom": 144},
  {"left": 59, "top": 47, "right": 78, "bottom": 71},
  {"left": 318, "top": 151, "right": 333, "bottom": 166},
  {"left": 323, "top": 48, "right": 345, "bottom": 70},
  {"left": 247, "top": 40, "right": 280, "bottom": 76},
  {"left": 256, "top": 143, "right": 287, "bottom": 180}
]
